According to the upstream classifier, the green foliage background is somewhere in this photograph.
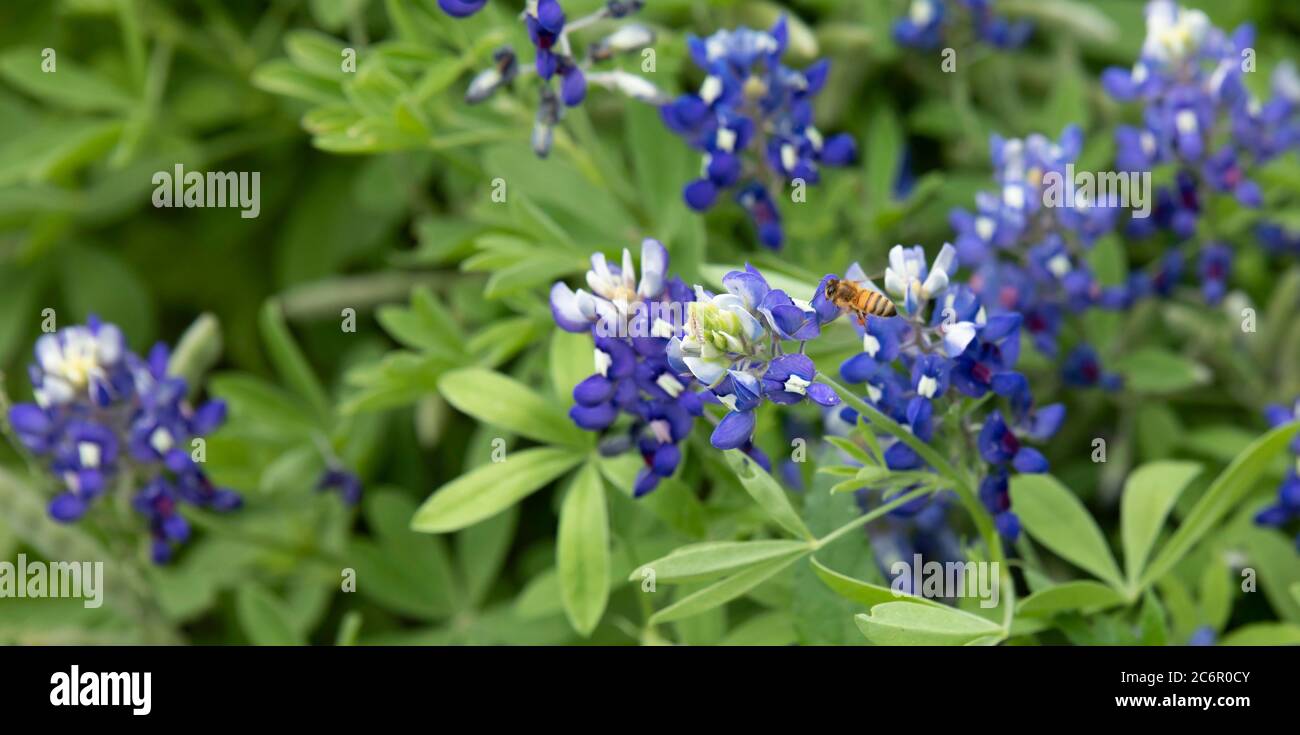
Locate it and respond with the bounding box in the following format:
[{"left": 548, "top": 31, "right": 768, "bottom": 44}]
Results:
[{"left": 0, "top": 0, "right": 1298, "bottom": 645}]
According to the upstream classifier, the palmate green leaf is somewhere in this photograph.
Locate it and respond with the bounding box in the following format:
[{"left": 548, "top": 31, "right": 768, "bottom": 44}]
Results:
[
  {"left": 854, "top": 602, "right": 1003, "bottom": 646},
  {"left": 557, "top": 462, "right": 610, "bottom": 636},
  {"left": 810, "top": 556, "right": 943, "bottom": 610},
  {"left": 1120, "top": 461, "right": 1202, "bottom": 584},
  {"left": 259, "top": 300, "right": 331, "bottom": 422},
  {"left": 376, "top": 286, "right": 466, "bottom": 359},
  {"left": 437, "top": 368, "right": 589, "bottom": 449},
  {"left": 1010, "top": 474, "right": 1124, "bottom": 590},
  {"left": 633, "top": 540, "right": 813, "bottom": 585},
  {"left": 1016, "top": 581, "right": 1126, "bottom": 617},
  {"left": 236, "top": 584, "right": 305, "bottom": 646},
  {"left": 724, "top": 449, "right": 814, "bottom": 541},
  {"left": 1141, "top": 421, "right": 1300, "bottom": 588},
  {"left": 411, "top": 446, "right": 585, "bottom": 533},
  {"left": 341, "top": 351, "right": 453, "bottom": 415},
  {"left": 648, "top": 554, "right": 802, "bottom": 626}
]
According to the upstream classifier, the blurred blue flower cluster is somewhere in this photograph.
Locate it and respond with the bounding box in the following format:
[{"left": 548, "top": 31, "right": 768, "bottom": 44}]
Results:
[
  {"left": 892, "top": 0, "right": 1031, "bottom": 51},
  {"left": 1104, "top": 1, "right": 1300, "bottom": 301},
  {"left": 7, "top": 318, "right": 240, "bottom": 563},
  {"left": 659, "top": 17, "right": 857, "bottom": 249},
  {"left": 949, "top": 126, "right": 1131, "bottom": 392}
]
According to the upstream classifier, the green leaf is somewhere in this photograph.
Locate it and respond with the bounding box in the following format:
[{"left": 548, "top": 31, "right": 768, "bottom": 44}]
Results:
[
  {"left": 1219, "top": 623, "right": 1300, "bottom": 646},
  {"left": 1240, "top": 527, "right": 1300, "bottom": 624},
  {"left": 1010, "top": 474, "right": 1124, "bottom": 590},
  {"left": 634, "top": 540, "right": 813, "bottom": 585},
  {"left": 557, "top": 462, "right": 609, "bottom": 635},
  {"left": 854, "top": 602, "right": 1003, "bottom": 646},
  {"left": 259, "top": 300, "right": 331, "bottom": 422},
  {"left": 209, "top": 374, "right": 318, "bottom": 438},
  {"left": 1138, "top": 590, "right": 1168, "bottom": 646},
  {"left": 648, "top": 554, "right": 800, "bottom": 625},
  {"left": 411, "top": 446, "right": 584, "bottom": 533},
  {"left": 0, "top": 47, "right": 135, "bottom": 113},
  {"left": 724, "top": 449, "right": 814, "bottom": 541},
  {"left": 375, "top": 286, "right": 465, "bottom": 359},
  {"left": 252, "top": 59, "right": 345, "bottom": 105},
  {"left": 437, "top": 368, "right": 589, "bottom": 449},
  {"left": 1112, "top": 348, "right": 1211, "bottom": 394},
  {"left": 1016, "top": 581, "right": 1126, "bottom": 617},
  {"left": 364, "top": 490, "right": 459, "bottom": 613},
  {"left": 167, "top": 313, "right": 222, "bottom": 396},
  {"left": 1198, "top": 557, "right": 1233, "bottom": 632},
  {"left": 1141, "top": 422, "right": 1300, "bottom": 588},
  {"left": 455, "top": 505, "right": 518, "bottom": 609},
  {"left": 864, "top": 104, "right": 903, "bottom": 219},
  {"left": 236, "top": 584, "right": 305, "bottom": 646},
  {"left": 1121, "top": 461, "right": 1202, "bottom": 583},
  {"left": 810, "top": 556, "right": 943, "bottom": 609},
  {"left": 285, "top": 30, "right": 349, "bottom": 79},
  {"left": 549, "top": 328, "right": 593, "bottom": 404}
]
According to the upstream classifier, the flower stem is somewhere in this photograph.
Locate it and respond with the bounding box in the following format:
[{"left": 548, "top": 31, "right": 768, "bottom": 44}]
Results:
[
  {"left": 814, "top": 485, "right": 933, "bottom": 549},
  {"left": 814, "top": 372, "right": 1016, "bottom": 632}
]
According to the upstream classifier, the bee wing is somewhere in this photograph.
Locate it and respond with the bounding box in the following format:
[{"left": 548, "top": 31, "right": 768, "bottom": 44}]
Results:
[{"left": 844, "top": 262, "right": 885, "bottom": 294}]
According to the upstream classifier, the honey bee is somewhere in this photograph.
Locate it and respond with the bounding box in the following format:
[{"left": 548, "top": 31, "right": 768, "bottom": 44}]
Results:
[{"left": 824, "top": 277, "right": 898, "bottom": 324}]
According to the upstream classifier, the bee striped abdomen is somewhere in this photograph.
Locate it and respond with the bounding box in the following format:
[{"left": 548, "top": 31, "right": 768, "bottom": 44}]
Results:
[{"left": 854, "top": 289, "right": 896, "bottom": 317}]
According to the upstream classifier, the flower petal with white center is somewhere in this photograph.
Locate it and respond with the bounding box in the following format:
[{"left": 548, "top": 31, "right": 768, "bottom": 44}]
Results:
[
  {"left": 783, "top": 373, "right": 811, "bottom": 396},
  {"left": 942, "top": 321, "right": 978, "bottom": 357},
  {"left": 917, "top": 375, "right": 939, "bottom": 399},
  {"left": 594, "top": 348, "right": 612, "bottom": 377}
]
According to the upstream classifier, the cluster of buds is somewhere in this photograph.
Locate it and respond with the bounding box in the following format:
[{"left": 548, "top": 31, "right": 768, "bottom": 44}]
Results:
[{"left": 452, "top": 0, "right": 664, "bottom": 157}]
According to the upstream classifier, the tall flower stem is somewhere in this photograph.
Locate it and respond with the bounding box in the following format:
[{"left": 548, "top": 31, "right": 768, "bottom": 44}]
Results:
[{"left": 815, "top": 372, "right": 1016, "bottom": 632}]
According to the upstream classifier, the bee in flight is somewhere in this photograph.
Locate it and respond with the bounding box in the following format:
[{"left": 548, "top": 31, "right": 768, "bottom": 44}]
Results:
[{"left": 824, "top": 276, "right": 897, "bottom": 325}]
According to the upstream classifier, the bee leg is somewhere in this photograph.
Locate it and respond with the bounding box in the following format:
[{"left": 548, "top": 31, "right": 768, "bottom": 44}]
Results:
[{"left": 856, "top": 313, "right": 866, "bottom": 327}]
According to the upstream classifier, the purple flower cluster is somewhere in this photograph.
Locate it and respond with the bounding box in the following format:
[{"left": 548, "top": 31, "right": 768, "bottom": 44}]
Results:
[
  {"left": 660, "top": 17, "right": 857, "bottom": 249},
  {"left": 1255, "top": 399, "right": 1300, "bottom": 551},
  {"left": 664, "top": 264, "right": 841, "bottom": 451},
  {"left": 7, "top": 318, "right": 240, "bottom": 563},
  {"left": 829, "top": 246, "right": 1062, "bottom": 540},
  {"left": 551, "top": 239, "right": 706, "bottom": 496},
  {"left": 893, "top": 0, "right": 1031, "bottom": 50},
  {"left": 951, "top": 126, "right": 1121, "bottom": 365},
  {"left": 1104, "top": 2, "right": 1300, "bottom": 296},
  {"left": 450, "top": 1, "right": 659, "bottom": 157}
]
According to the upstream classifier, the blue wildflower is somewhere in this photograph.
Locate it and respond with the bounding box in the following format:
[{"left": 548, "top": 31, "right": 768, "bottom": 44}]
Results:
[
  {"left": 661, "top": 17, "right": 856, "bottom": 249},
  {"left": 551, "top": 239, "right": 703, "bottom": 496},
  {"left": 893, "top": 0, "right": 1031, "bottom": 51},
  {"left": 6, "top": 318, "right": 240, "bottom": 563}
]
